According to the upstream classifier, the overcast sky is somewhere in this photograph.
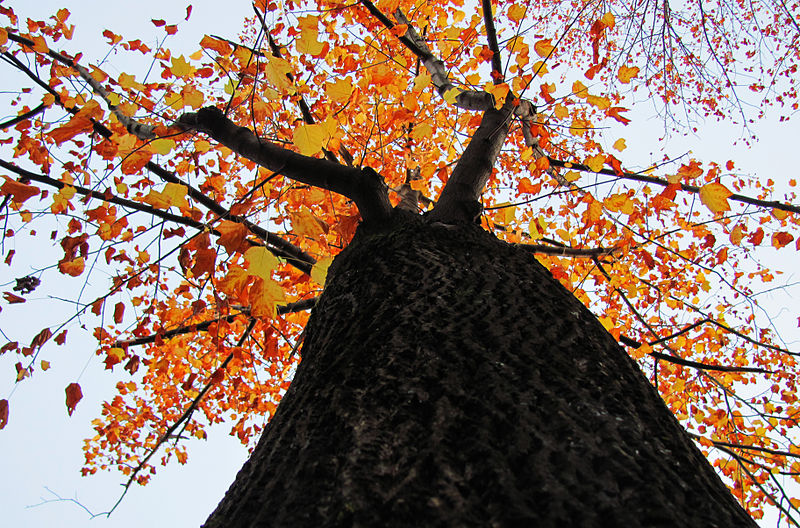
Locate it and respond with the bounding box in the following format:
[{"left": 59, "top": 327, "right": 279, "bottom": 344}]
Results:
[{"left": 0, "top": 1, "right": 798, "bottom": 527}]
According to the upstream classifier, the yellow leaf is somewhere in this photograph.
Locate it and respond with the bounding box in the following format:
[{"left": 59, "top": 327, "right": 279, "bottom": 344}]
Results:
[
  {"left": 296, "top": 16, "right": 325, "bottom": 56},
  {"left": 41, "top": 360, "right": 51, "bottom": 371},
  {"left": 195, "top": 140, "right": 211, "bottom": 153},
  {"left": 244, "top": 247, "right": 279, "bottom": 280},
  {"left": 699, "top": 182, "right": 732, "bottom": 213},
  {"left": 118, "top": 72, "right": 145, "bottom": 91},
  {"left": 772, "top": 208, "right": 788, "bottom": 220},
  {"left": 265, "top": 56, "right": 293, "bottom": 92},
  {"left": 617, "top": 66, "right": 640, "bottom": 84},
  {"left": 249, "top": 278, "right": 285, "bottom": 318},
  {"left": 143, "top": 189, "right": 170, "bottom": 209},
  {"left": 601, "top": 12, "right": 616, "bottom": 28},
  {"left": 572, "top": 80, "right": 589, "bottom": 98},
  {"left": 171, "top": 55, "right": 195, "bottom": 78},
  {"left": 293, "top": 123, "right": 327, "bottom": 156},
  {"left": 612, "top": 138, "right": 627, "bottom": 151},
  {"left": 585, "top": 154, "right": 605, "bottom": 172},
  {"left": 604, "top": 193, "right": 633, "bottom": 214},
  {"left": 508, "top": 5, "right": 526, "bottom": 22},
  {"left": 443, "top": 87, "right": 460, "bottom": 105},
  {"left": 531, "top": 60, "right": 548, "bottom": 76},
  {"left": 586, "top": 94, "right": 610, "bottom": 109},
  {"left": 414, "top": 72, "right": 431, "bottom": 91},
  {"left": 162, "top": 182, "right": 188, "bottom": 208},
  {"left": 109, "top": 347, "right": 125, "bottom": 362},
  {"left": 326, "top": 78, "right": 353, "bottom": 103},
  {"left": 553, "top": 104, "right": 569, "bottom": 119},
  {"left": 729, "top": 225, "right": 744, "bottom": 245},
  {"left": 534, "top": 39, "right": 555, "bottom": 58},
  {"left": 182, "top": 86, "right": 204, "bottom": 109},
  {"left": 564, "top": 170, "right": 580, "bottom": 182},
  {"left": 311, "top": 256, "right": 333, "bottom": 285},
  {"left": 410, "top": 122, "right": 433, "bottom": 142},
  {"left": 291, "top": 207, "right": 326, "bottom": 239},
  {"left": 151, "top": 138, "right": 175, "bottom": 155}
]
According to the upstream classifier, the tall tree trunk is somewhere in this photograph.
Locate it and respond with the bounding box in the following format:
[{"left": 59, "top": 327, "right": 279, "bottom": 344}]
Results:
[{"left": 204, "top": 212, "right": 756, "bottom": 527}]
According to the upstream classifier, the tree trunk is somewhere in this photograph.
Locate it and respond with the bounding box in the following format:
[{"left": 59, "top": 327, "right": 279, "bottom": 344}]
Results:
[{"left": 204, "top": 212, "right": 756, "bottom": 527}]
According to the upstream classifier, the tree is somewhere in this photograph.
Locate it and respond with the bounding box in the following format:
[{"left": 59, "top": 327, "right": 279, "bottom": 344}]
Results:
[{"left": 1, "top": 0, "right": 799, "bottom": 525}]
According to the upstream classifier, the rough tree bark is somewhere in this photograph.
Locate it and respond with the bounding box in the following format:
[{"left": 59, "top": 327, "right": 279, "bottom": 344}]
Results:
[{"left": 203, "top": 211, "right": 757, "bottom": 527}]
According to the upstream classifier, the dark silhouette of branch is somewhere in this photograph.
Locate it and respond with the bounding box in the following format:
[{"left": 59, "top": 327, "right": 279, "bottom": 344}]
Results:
[
  {"left": 481, "top": 0, "right": 504, "bottom": 83},
  {"left": 619, "top": 335, "right": 773, "bottom": 374},
  {"left": 516, "top": 243, "right": 618, "bottom": 257},
  {"left": 548, "top": 157, "right": 800, "bottom": 215},
  {"left": 115, "top": 298, "right": 318, "bottom": 347},
  {"left": 176, "top": 107, "right": 392, "bottom": 223},
  {"left": 0, "top": 103, "right": 47, "bottom": 130}
]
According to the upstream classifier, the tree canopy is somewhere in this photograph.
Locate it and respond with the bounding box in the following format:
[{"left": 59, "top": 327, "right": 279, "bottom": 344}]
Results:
[{"left": 1, "top": 0, "right": 799, "bottom": 523}]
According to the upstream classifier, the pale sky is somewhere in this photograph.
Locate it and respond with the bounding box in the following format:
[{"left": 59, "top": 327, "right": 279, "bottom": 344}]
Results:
[{"left": 0, "top": 1, "right": 797, "bottom": 527}]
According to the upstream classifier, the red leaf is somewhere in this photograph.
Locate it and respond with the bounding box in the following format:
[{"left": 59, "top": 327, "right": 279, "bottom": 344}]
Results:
[
  {"left": 54, "top": 330, "right": 67, "bottom": 345},
  {"left": 114, "top": 302, "right": 125, "bottom": 324},
  {"left": 0, "top": 399, "right": 8, "bottom": 429},
  {"left": 3, "top": 292, "right": 25, "bottom": 304},
  {"left": 65, "top": 383, "right": 83, "bottom": 416},
  {"left": 151, "top": 19, "right": 166, "bottom": 27},
  {"left": 0, "top": 341, "right": 18, "bottom": 354},
  {"left": 31, "top": 328, "right": 52, "bottom": 349}
]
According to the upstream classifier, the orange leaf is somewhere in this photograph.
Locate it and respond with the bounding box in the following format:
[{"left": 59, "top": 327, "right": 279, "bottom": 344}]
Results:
[
  {"left": 534, "top": 39, "right": 555, "bottom": 58},
  {"left": 65, "top": 382, "right": 83, "bottom": 416},
  {"left": 617, "top": 65, "right": 639, "bottom": 83},
  {"left": 217, "top": 221, "right": 249, "bottom": 254},
  {"left": 200, "top": 35, "right": 232, "bottom": 56},
  {"left": 1, "top": 176, "right": 40, "bottom": 204},
  {"left": 729, "top": 225, "right": 744, "bottom": 245},
  {"left": 58, "top": 257, "right": 85, "bottom": 277},
  {"left": 121, "top": 150, "right": 153, "bottom": 175},
  {"left": 772, "top": 232, "right": 794, "bottom": 249},
  {"left": 390, "top": 24, "right": 408, "bottom": 37}
]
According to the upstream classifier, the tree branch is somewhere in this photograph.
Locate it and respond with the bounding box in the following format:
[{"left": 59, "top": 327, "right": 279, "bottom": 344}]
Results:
[
  {"left": 115, "top": 298, "right": 318, "bottom": 347},
  {"left": 548, "top": 157, "right": 800, "bottom": 215},
  {"left": 0, "top": 103, "right": 47, "bottom": 131},
  {"left": 516, "top": 242, "right": 618, "bottom": 257},
  {"left": 428, "top": 103, "right": 513, "bottom": 222},
  {"left": 176, "top": 107, "right": 392, "bottom": 223},
  {"left": 481, "top": 0, "right": 504, "bottom": 83},
  {"left": 619, "top": 335, "right": 773, "bottom": 374}
]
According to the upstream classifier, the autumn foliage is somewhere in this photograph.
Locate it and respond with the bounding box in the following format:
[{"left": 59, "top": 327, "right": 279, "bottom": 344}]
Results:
[{"left": 1, "top": 0, "right": 800, "bottom": 522}]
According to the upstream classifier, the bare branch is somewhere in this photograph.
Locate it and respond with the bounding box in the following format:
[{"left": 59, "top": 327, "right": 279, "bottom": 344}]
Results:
[
  {"left": 428, "top": 103, "right": 514, "bottom": 223},
  {"left": 548, "top": 157, "right": 800, "bottom": 215},
  {"left": 481, "top": 0, "right": 504, "bottom": 84},
  {"left": 516, "top": 243, "right": 618, "bottom": 257},
  {"left": 619, "top": 335, "right": 773, "bottom": 374},
  {"left": 115, "top": 298, "right": 318, "bottom": 347}
]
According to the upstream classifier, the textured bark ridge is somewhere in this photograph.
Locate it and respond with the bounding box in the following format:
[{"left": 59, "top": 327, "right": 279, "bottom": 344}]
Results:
[{"left": 204, "top": 213, "right": 756, "bottom": 527}]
